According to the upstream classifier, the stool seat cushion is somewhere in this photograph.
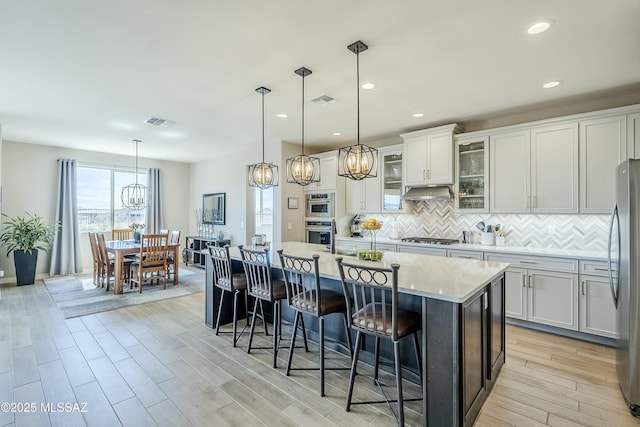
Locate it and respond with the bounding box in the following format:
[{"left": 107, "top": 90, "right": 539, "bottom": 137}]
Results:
[
  {"left": 249, "top": 278, "right": 287, "bottom": 300},
  {"left": 290, "top": 289, "right": 346, "bottom": 316},
  {"left": 352, "top": 303, "right": 421, "bottom": 338},
  {"left": 215, "top": 273, "right": 247, "bottom": 291}
]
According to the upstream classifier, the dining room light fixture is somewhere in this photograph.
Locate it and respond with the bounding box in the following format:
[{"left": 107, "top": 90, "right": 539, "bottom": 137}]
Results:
[
  {"left": 121, "top": 139, "right": 150, "bottom": 210},
  {"left": 286, "top": 67, "right": 320, "bottom": 186},
  {"left": 338, "top": 40, "right": 378, "bottom": 181},
  {"left": 248, "top": 86, "right": 279, "bottom": 189}
]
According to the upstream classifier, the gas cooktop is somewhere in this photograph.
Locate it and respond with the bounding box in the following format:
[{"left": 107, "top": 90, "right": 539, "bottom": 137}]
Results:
[{"left": 401, "top": 237, "right": 459, "bottom": 245}]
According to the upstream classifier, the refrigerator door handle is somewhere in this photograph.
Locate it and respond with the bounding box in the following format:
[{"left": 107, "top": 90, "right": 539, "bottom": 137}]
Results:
[{"left": 608, "top": 202, "right": 620, "bottom": 308}]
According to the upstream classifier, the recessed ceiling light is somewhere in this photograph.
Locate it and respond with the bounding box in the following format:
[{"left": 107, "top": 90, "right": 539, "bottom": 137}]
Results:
[
  {"left": 526, "top": 20, "right": 553, "bottom": 35},
  {"left": 333, "top": 132, "right": 342, "bottom": 136},
  {"left": 542, "top": 80, "right": 562, "bottom": 89},
  {"left": 276, "top": 113, "right": 288, "bottom": 118},
  {"left": 361, "top": 82, "right": 375, "bottom": 90},
  {"left": 412, "top": 113, "right": 424, "bottom": 118}
]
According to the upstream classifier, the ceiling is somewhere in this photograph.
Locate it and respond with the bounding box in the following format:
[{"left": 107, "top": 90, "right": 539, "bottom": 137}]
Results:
[{"left": 0, "top": 1, "right": 639, "bottom": 163}]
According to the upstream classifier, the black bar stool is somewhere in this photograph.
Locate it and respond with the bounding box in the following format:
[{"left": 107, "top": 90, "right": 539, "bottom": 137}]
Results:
[
  {"left": 336, "top": 257, "right": 422, "bottom": 426},
  {"left": 277, "top": 250, "right": 353, "bottom": 397}
]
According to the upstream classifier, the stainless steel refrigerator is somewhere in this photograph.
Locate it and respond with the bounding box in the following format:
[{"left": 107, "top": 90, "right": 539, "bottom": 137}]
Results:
[{"left": 610, "top": 158, "right": 640, "bottom": 416}]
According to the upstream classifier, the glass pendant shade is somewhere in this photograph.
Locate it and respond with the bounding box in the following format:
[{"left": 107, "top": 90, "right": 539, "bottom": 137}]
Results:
[
  {"left": 121, "top": 139, "right": 150, "bottom": 210},
  {"left": 337, "top": 40, "right": 378, "bottom": 180},
  {"left": 248, "top": 86, "right": 279, "bottom": 189},
  {"left": 286, "top": 67, "right": 320, "bottom": 186}
]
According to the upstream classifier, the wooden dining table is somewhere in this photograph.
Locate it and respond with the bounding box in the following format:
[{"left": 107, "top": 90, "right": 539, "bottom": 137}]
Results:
[{"left": 104, "top": 239, "right": 180, "bottom": 294}]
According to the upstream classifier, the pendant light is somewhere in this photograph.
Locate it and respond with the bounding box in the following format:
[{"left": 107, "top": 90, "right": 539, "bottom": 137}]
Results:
[
  {"left": 286, "top": 67, "right": 320, "bottom": 186},
  {"left": 121, "top": 139, "right": 150, "bottom": 209},
  {"left": 338, "top": 40, "right": 378, "bottom": 180},
  {"left": 248, "top": 86, "right": 279, "bottom": 189}
]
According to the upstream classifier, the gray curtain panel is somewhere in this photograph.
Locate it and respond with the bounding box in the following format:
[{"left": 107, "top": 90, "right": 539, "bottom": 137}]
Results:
[
  {"left": 50, "top": 159, "right": 82, "bottom": 275},
  {"left": 146, "top": 168, "right": 164, "bottom": 233}
]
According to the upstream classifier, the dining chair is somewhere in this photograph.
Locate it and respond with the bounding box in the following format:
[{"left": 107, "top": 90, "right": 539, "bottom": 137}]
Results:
[
  {"left": 130, "top": 234, "right": 169, "bottom": 293},
  {"left": 240, "top": 246, "right": 288, "bottom": 368},
  {"left": 336, "top": 257, "right": 422, "bottom": 427},
  {"left": 209, "top": 244, "right": 248, "bottom": 347},
  {"left": 278, "top": 250, "right": 353, "bottom": 397},
  {"left": 88, "top": 232, "right": 101, "bottom": 286},
  {"left": 112, "top": 228, "right": 133, "bottom": 240},
  {"left": 96, "top": 233, "right": 133, "bottom": 292},
  {"left": 166, "top": 230, "right": 181, "bottom": 280}
]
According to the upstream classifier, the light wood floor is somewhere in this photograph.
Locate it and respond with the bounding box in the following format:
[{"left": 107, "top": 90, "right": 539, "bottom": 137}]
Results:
[{"left": 1, "top": 268, "right": 639, "bottom": 427}]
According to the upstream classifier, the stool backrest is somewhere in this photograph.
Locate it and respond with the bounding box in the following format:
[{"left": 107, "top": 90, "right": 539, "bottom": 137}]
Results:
[
  {"left": 209, "top": 244, "right": 236, "bottom": 291},
  {"left": 240, "top": 247, "right": 275, "bottom": 301},
  {"left": 336, "top": 257, "right": 401, "bottom": 340},
  {"left": 277, "top": 250, "right": 321, "bottom": 316}
]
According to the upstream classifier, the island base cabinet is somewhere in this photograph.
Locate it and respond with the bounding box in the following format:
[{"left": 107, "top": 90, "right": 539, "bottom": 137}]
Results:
[{"left": 422, "top": 276, "right": 505, "bottom": 427}]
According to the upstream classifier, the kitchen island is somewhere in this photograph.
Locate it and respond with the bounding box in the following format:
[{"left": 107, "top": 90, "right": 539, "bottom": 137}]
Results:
[{"left": 203, "top": 241, "right": 510, "bottom": 426}]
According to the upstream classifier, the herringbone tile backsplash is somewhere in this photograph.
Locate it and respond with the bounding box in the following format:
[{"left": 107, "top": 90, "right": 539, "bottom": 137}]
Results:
[{"left": 369, "top": 200, "right": 610, "bottom": 252}]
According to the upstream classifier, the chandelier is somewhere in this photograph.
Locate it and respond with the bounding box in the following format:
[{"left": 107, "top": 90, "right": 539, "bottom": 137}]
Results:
[
  {"left": 121, "top": 139, "right": 150, "bottom": 209},
  {"left": 338, "top": 40, "right": 378, "bottom": 180},
  {"left": 248, "top": 86, "right": 279, "bottom": 189},
  {"left": 286, "top": 67, "right": 320, "bottom": 186}
]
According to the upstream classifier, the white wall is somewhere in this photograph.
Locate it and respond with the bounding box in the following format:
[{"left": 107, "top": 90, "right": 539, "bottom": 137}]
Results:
[{"left": 0, "top": 140, "right": 190, "bottom": 281}]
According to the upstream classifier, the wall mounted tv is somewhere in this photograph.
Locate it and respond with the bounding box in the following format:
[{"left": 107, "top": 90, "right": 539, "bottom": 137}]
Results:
[{"left": 203, "top": 192, "right": 226, "bottom": 225}]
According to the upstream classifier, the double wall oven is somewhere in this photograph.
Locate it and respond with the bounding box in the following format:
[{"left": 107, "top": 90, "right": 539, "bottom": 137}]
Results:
[{"left": 304, "top": 192, "right": 335, "bottom": 244}]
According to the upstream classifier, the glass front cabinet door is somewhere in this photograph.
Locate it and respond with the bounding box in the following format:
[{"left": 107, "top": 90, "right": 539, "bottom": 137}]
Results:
[
  {"left": 456, "top": 136, "right": 489, "bottom": 212},
  {"left": 380, "top": 145, "right": 403, "bottom": 213}
]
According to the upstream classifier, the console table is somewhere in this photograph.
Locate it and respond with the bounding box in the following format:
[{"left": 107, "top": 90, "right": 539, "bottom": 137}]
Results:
[{"left": 184, "top": 236, "right": 230, "bottom": 268}]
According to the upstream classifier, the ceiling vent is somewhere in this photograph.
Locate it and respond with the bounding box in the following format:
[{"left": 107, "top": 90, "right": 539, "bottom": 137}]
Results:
[
  {"left": 144, "top": 117, "right": 175, "bottom": 127},
  {"left": 310, "top": 95, "right": 336, "bottom": 106}
]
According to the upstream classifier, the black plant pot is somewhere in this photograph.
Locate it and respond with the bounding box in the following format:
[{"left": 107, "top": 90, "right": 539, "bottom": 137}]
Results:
[{"left": 14, "top": 249, "right": 38, "bottom": 286}]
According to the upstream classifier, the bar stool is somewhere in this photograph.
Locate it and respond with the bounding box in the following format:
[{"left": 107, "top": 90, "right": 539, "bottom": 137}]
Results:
[
  {"left": 240, "top": 247, "right": 288, "bottom": 368},
  {"left": 277, "top": 250, "right": 353, "bottom": 397},
  {"left": 336, "top": 257, "right": 422, "bottom": 427},
  {"left": 209, "top": 244, "right": 248, "bottom": 347}
]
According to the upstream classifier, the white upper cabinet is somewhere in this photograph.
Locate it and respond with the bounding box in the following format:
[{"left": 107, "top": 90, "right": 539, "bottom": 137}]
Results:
[
  {"left": 402, "top": 124, "right": 460, "bottom": 187},
  {"left": 579, "top": 115, "right": 627, "bottom": 213},
  {"left": 629, "top": 113, "right": 640, "bottom": 159},
  {"left": 305, "top": 151, "right": 337, "bottom": 192},
  {"left": 490, "top": 130, "right": 530, "bottom": 213},
  {"left": 489, "top": 122, "right": 578, "bottom": 214},
  {"left": 530, "top": 122, "right": 578, "bottom": 213},
  {"left": 347, "top": 174, "right": 380, "bottom": 214}
]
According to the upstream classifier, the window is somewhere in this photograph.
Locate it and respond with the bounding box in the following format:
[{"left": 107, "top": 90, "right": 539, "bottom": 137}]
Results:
[
  {"left": 254, "top": 187, "right": 273, "bottom": 243},
  {"left": 77, "top": 165, "right": 146, "bottom": 232}
]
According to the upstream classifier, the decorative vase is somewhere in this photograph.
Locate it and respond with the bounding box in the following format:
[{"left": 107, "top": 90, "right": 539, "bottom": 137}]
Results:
[{"left": 134, "top": 231, "right": 141, "bottom": 243}]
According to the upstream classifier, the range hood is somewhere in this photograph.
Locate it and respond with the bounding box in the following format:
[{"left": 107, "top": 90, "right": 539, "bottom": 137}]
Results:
[{"left": 402, "top": 185, "right": 453, "bottom": 201}]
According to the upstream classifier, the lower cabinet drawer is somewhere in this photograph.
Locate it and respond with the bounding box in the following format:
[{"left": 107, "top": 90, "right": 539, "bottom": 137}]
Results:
[
  {"left": 485, "top": 253, "right": 577, "bottom": 273},
  {"left": 448, "top": 250, "right": 484, "bottom": 260},
  {"left": 579, "top": 260, "right": 617, "bottom": 277}
]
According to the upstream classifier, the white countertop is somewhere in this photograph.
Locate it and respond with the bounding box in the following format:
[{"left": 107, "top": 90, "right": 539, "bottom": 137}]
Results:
[
  {"left": 335, "top": 236, "right": 609, "bottom": 261},
  {"left": 222, "top": 241, "right": 509, "bottom": 304}
]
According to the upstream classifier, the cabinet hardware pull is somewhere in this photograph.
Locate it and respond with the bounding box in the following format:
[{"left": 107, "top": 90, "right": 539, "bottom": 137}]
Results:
[
  {"left": 594, "top": 267, "right": 608, "bottom": 272},
  {"left": 520, "top": 260, "right": 536, "bottom": 264},
  {"left": 581, "top": 281, "right": 586, "bottom": 295},
  {"left": 529, "top": 275, "right": 533, "bottom": 288},
  {"left": 522, "top": 275, "right": 526, "bottom": 288}
]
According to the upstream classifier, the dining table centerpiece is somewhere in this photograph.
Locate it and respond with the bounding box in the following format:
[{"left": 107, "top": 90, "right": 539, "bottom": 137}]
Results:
[{"left": 129, "top": 223, "right": 145, "bottom": 243}]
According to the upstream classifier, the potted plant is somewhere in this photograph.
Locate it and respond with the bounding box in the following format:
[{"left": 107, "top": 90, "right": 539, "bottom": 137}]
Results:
[
  {"left": 129, "top": 223, "right": 145, "bottom": 243},
  {"left": 0, "top": 212, "right": 59, "bottom": 286}
]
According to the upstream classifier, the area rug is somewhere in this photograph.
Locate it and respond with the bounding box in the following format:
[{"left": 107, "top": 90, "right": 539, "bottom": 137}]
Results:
[{"left": 43, "top": 267, "right": 205, "bottom": 319}]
